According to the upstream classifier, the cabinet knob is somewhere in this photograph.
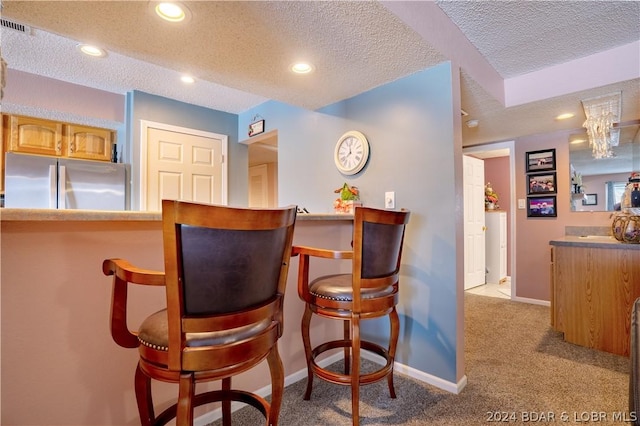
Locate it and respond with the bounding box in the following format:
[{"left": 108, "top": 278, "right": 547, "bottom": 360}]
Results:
[
  {"left": 56, "top": 140, "right": 62, "bottom": 154},
  {"left": 482, "top": 226, "right": 487, "bottom": 231},
  {"left": 69, "top": 141, "right": 74, "bottom": 153}
]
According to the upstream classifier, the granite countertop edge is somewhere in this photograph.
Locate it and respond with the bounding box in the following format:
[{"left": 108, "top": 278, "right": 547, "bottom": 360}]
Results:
[
  {"left": 0, "top": 208, "right": 353, "bottom": 222},
  {"left": 550, "top": 236, "right": 640, "bottom": 250}
]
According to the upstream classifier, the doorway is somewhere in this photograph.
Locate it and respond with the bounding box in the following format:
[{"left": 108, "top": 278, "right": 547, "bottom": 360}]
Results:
[
  {"left": 244, "top": 130, "right": 278, "bottom": 208},
  {"left": 463, "top": 141, "right": 516, "bottom": 299}
]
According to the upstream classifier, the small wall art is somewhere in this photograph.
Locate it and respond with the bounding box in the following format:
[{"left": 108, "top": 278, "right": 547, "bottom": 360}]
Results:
[
  {"left": 525, "top": 149, "right": 556, "bottom": 173},
  {"left": 527, "top": 196, "right": 557, "bottom": 218},
  {"left": 527, "top": 172, "right": 557, "bottom": 195},
  {"left": 583, "top": 194, "right": 598, "bottom": 206}
]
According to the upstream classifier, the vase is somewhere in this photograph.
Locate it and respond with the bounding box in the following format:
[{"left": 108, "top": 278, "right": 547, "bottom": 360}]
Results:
[{"left": 334, "top": 199, "right": 362, "bottom": 214}]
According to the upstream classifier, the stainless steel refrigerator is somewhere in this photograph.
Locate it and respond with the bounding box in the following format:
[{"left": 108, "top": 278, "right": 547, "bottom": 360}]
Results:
[{"left": 4, "top": 152, "right": 127, "bottom": 210}]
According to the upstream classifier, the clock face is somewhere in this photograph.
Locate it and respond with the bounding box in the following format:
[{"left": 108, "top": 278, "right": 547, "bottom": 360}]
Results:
[{"left": 334, "top": 131, "right": 369, "bottom": 175}]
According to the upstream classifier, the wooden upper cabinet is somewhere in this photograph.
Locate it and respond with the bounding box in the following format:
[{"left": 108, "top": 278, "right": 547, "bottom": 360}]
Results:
[
  {"left": 66, "top": 124, "right": 113, "bottom": 161},
  {"left": 3, "top": 115, "right": 115, "bottom": 162},
  {"left": 6, "top": 115, "right": 64, "bottom": 157}
]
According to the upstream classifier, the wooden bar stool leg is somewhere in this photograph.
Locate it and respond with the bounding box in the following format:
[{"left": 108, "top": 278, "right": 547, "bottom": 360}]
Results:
[
  {"left": 301, "top": 305, "right": 314, "bottom": 400},
  {"left": 266, "top": 346, "right": 284, "bottom": 426},
  {"left": 343, "top": 319, "right": 351, "bottom": 374},
  {"left": 135, "top": 363, "right": 155, "bottom": 426},
  {"left": 351, "top": 314, "right": 361, "bottom": 426},
  {"left": 388, "top": 308, "right": 400, "bottom": 399},
  {"left": 177, "top": 373, "right": 195, "bottom": 426},
  {"left": 222, "top": 377, "right": 232, "bottom": 426}
]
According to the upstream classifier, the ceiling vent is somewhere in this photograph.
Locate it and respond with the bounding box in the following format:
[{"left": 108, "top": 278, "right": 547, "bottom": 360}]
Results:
[{"left": 1, "top": 18, "right": 32, "bottom": 35}]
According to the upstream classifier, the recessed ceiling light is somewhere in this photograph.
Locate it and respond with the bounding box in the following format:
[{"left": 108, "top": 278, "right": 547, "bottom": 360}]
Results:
[
  {"left": 556, "top": 113, "right": 575, "bottom": 120},
  {"left": 77, "top": 44, "right": 107, "bottom": 58},
  {"left": 290, "top": 62, "right": 315, "bottom": 74},
  {"left": 466, "top": 119, "right": 479, "bottom": 128},
  {"left": 181, "top": 75, "right": 195, "bottom": 84},
  {"left": 155, "top": 2, "right": 188, "bottom": 22}
]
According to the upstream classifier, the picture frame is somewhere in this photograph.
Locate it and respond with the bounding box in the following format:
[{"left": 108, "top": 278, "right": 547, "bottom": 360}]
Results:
[
  {"left": 582, "top": 193, "right": 598, "bottom": 206},
  {"left": 527, "top": 172, "right": 557, "bottom": 195},
  {"left": 526, "top": 149, "right": 556, "bottom": 173},
  {"left": 527, "top": 196, "right": 557, "bottom": 218},
  {"left": 248, "top": 119, "right": 265, "bottom": 137}
]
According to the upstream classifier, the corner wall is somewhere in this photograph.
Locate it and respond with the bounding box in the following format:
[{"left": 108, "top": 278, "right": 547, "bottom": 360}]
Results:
[{"left": 240, "top": 63, "right": 465, "bottom": 385}]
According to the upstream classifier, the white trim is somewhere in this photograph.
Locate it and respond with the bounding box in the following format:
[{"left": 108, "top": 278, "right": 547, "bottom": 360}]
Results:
[
  {"left": 139, "top": 120, "right": 228, "bottom": 210},
  {"left": 360, "top": 351, "right": 464, "bottom": 394}
]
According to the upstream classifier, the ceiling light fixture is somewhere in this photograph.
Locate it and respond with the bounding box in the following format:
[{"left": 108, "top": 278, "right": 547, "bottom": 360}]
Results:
[
  {"left": 290, "top": 62, "right": 314, "bottom": 74},
  {"left": 77, "top": 44, "right": 107, "bottom": 58},
  {"left": 581, "top": 91, "right": 622, "bottom": 159},
  {"left": 466, "top": 119, "right": 479, "bottom": 128},
  {"left": 155, "top": 2, "right": 187, "bottom": 22},
  {"left": 181, "top": 75, "right": 195, "bottom": 84},
  {"left": 555, "top": 113, "right": 574, "bottom": 120}
]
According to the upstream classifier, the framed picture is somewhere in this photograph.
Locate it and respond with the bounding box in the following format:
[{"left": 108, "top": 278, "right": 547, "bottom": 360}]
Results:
[
  {"left": 582, "top": 194, "right": 598, "bottom": 206},
  {"left": 527, "top": 196, "right": 557, "bottom": 218},
  {"left": 526, "top": 149, "right": 556, "bottom": 173},
  {"left": 527, "top": 172, "right": 557, "bottom": 195},
  {"left": 248, "top": 119, "right": 265, "bottom": 137}
]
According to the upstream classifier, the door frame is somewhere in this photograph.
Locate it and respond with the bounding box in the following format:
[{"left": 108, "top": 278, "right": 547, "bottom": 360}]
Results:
[
  {"left": 463, "top": 140, "right": 516, "bottom": 298},
  {"left": 139, "top": 120, "right": 228, "bottom": 210}
]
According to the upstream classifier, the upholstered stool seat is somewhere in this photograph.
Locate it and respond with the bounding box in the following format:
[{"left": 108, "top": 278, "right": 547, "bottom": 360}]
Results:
[
  {"left": 309, "top": 274, "right": 395, "bottom": 302},
  {"left": 138, "top": 308, "right": 273, "bottom": 351}
]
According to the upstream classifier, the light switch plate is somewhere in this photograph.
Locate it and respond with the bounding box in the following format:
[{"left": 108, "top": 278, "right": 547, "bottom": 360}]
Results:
[
  {"left": 385, "top": 191, "right": 395, "bottom": 209},
  {"left": 518, "top": 199, "right": 526, "bottom": 209}
]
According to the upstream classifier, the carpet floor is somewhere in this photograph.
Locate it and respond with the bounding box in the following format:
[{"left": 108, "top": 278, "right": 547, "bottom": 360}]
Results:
[{"left": 208, "top": 293, "right": 630, "bottom": 425}]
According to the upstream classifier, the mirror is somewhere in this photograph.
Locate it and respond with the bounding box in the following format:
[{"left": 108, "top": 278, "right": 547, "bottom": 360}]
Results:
[{"left": 569, "top": 123, "right": 640, "bottom": 211}]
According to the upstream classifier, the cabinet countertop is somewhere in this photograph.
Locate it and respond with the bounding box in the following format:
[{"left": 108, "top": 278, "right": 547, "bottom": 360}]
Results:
[
  {"left": 549, "top": 235, "right": 640, "bottom": 250},
  {"left": 0, "top": 208, "right": 354, "bottom": 222}
]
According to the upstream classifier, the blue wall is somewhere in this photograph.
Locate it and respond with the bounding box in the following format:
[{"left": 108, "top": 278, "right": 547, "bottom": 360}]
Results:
[{"left": 240, "top": 63, "right": 463, "bottom": 384}]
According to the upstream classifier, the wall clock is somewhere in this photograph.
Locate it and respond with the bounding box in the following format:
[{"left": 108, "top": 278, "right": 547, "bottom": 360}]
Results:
[{"left": 334, "top": 130, "right": 370, "bottom": 175}]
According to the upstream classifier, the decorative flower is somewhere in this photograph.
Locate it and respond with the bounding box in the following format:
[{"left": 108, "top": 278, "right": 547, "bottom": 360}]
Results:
[
  {"left": 485, "top": 183, "right": 499, "bottom": 207},
  {"left": 571, "top": 171, "right": 583, "bottom": 186},
  {"left": 333, "top": 183, "right": 360, "bottom": 213},
  {"left": 334, "top": 183, "right": 360, "bottom": 201}
]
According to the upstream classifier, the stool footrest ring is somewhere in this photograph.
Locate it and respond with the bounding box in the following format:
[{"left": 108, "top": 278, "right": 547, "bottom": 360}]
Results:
[{"left": 309, "top": 339, "right": 393, "bottom": 386}]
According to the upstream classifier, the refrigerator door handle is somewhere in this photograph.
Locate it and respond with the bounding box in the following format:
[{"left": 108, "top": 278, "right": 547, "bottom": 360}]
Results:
[
  {"left": 49, "top": 165, "right": 57, "bottom": 209},
  {"left": 57, "top": 165, "right": 66, "bottom": 209}
]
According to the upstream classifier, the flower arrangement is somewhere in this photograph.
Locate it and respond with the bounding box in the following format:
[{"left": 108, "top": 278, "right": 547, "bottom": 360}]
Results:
[
  {"left": 333, "top": 183, "right": 361, "bottom": 213},
  {"left": 485, "top": 183, "right": 499, "bottom": 209}
]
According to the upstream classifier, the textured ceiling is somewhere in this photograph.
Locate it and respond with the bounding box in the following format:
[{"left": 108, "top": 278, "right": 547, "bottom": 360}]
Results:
[{"left": 1, "top": 0, "right": 639, "bottom": 149}]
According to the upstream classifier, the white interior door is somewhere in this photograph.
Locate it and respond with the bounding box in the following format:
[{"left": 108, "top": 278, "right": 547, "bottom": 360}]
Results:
[
  {"left": 463, "top": 155, "right": 486, "bottom": 289},
  {"left": 141, "top": 122, "right": 227, "bottom": 211},
  {"left": 248, "top": 164, "right": 269, "bottom": 207}
]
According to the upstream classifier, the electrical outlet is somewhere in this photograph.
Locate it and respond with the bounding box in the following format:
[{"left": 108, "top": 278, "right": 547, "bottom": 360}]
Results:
[
  {"left": 518, "top": 199, "right": 526, "bottom": 209},
  {"left": 385, "top": 191, "right": 395, "bottom": 209}
]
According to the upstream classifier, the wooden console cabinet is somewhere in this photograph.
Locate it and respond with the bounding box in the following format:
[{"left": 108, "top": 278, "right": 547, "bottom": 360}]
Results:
[{"left": 550, "top": 241, "right": 640, "bottom": 356}]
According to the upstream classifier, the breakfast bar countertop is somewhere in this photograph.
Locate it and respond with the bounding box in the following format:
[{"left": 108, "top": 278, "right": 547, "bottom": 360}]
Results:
[
  {"left": 549, "top": 235, "right": 640, "bottom": 250},
  {"left": 0, "top": 208, "right": 353, "bottom": 222}
]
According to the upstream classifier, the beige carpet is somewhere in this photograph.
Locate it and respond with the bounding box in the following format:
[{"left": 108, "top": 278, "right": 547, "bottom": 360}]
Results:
[{"left": 209, "top": 293, "right": 630, "bottom": 425}]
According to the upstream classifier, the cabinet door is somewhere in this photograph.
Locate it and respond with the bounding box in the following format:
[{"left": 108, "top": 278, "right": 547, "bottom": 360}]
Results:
[
  {"left": 7, "top": 115, "right": 64, "bottom": 156},
  {"left": 66, "top": 124, "right": 113, "bottom": 161}
]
